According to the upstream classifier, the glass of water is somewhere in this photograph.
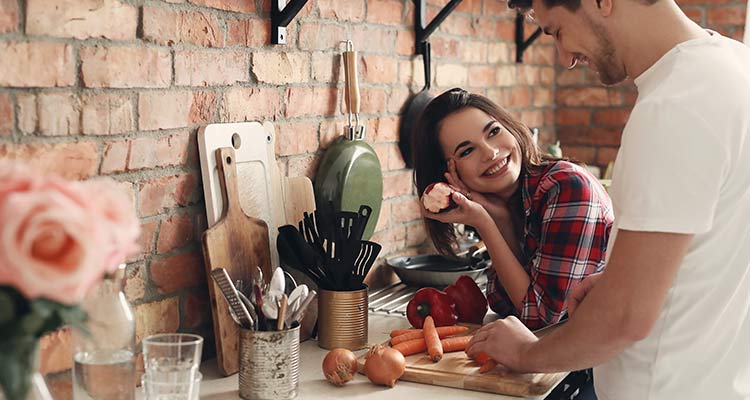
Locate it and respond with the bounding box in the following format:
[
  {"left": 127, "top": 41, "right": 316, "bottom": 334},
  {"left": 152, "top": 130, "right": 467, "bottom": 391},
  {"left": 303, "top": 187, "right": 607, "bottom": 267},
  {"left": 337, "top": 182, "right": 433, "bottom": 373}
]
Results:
[
  {"left": 141, "top": 372, "right": 202, "bottom": 400},
  {"left": 142, "top": 333, "right": 203, "bottom": 399}
]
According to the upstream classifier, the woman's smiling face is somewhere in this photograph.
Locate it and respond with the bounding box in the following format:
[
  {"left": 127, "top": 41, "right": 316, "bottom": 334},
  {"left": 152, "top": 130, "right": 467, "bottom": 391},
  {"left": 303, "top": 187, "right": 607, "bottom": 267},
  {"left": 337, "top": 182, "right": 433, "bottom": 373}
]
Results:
[{"left": 438, "top": 107, "right": 522, "bottom": 199}]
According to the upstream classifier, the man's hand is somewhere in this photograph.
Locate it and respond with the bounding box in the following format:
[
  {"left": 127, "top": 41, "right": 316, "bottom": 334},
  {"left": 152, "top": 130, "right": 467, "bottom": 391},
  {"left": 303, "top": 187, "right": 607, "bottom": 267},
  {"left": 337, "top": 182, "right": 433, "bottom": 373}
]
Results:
[
  {"left": 465, "top": 316, "right": 538, "bottom": 372},
  {"left": 568, "top": 272, "right": 603, "bottom": 316}
]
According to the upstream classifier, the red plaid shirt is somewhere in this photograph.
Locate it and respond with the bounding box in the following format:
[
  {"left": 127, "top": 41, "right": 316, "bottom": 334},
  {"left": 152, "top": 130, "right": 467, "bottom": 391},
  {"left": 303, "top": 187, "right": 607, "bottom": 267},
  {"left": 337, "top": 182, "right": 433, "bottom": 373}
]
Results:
[{"left": 486, "top": 161, "right": 613, "bottom": 330}]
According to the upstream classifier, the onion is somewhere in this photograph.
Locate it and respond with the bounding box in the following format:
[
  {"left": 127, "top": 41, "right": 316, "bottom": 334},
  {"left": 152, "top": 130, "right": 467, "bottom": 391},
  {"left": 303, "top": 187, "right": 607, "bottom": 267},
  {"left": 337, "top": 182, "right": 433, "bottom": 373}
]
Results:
[
  {"left": 322, "top": 348, "right": 358, "bottom": 386},
  {"left": 363, "top": 345, "right": 406, "bottom": 387}
]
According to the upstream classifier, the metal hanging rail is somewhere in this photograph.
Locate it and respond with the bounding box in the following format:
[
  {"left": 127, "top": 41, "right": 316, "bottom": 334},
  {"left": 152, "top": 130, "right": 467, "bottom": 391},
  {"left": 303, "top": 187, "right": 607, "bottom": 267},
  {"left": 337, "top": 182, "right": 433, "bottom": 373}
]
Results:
[
  {"left": 271, "top": 0, "right": 310, "bottom": 45},
  {"left": 414, "top": 0, "right": 463, "bottom": 56},
  {"left": 515, "top": 12, "right": 543, "bottom": 63}
]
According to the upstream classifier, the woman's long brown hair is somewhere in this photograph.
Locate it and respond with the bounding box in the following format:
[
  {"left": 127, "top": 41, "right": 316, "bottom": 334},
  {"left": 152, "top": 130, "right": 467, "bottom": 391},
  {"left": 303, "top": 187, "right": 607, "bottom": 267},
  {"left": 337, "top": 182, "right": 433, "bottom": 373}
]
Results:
[{"left": 412, "top": 88, "right": 561, "bottom": 257}]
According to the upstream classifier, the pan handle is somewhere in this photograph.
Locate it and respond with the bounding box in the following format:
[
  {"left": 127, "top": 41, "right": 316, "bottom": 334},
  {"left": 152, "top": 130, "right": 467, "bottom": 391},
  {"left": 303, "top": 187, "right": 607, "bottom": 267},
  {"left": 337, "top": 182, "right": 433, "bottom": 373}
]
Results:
[
  {"left": 343, "top": 46, "right": 360, "bottom": 118},
  {"left": 469, "top": 240, "right": 487, "bottom": 259},
  {"left": 422, "top": 41, "right": 431, "bottom": 90}
]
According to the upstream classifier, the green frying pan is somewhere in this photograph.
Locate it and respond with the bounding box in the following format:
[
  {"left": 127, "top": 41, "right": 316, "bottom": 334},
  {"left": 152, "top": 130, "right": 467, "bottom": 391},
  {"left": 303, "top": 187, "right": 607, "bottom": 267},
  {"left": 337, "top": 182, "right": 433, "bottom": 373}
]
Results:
[{"left": 314, "top": 42, "right": 382, "bottom": 240}]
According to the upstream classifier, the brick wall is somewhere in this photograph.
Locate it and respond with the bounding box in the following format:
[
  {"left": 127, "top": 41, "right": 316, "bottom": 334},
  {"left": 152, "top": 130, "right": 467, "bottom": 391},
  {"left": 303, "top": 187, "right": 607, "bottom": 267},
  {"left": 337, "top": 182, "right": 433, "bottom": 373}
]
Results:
[
  {"left": 0, "top": 0, "right": 556, "bottom": 373},
  {"left": 556, "top": 0, "right": 748, "bottom": 170}
]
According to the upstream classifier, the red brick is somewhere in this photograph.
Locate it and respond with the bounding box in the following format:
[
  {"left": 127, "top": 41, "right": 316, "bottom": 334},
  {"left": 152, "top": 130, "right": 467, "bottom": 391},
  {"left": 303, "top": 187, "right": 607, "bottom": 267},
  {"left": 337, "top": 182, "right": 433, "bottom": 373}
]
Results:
[
  {"left": 533, "top": 88, "right": 553, "bottom": 107},
  {"left": 486, "top": 0, "right": 507, "bottom": 15},
  {"left": 227, "top": 18, "right": 269, "bottom": 47},
  {"left": 26, "top": 0, "right": 136, "bottom": 40},
  {"left": 373, "top": 144, "right": 390, "bottom": 171},
  {"left": 134, "top": 297, "right": 180, "bottom": 342},
  {"left": 431, "top": 37, "right": 460, "bottom": 59},
  {"left": 375, "top": 201, "right": 391, "bottom": 232},
  {"left": 560, "top": 145, "right": 596, "bottom": 164},
  {"left": 387, "top": 143, "right": 407, "bottom": 170},
  {"left": 252, "top": 52, "right": 310, "bottom": 84},
  {"left": 81, "top": 46, "right": 171, "bottom": 88},
  {"left": 311, "top": 52, "right": 339, "bottom": 83},
  {"left": 128, "top": 132, "right": 190, "bottom": 171},
  {"left": 456, "top": 0, "right": 482, "bottom": 14},
  {"left": 540, "top": 67, "right": 555, "bottom": 85},
  {"left": 319, "top": 118, "right": 347, "bottom": 149},
  {"left": 0, "top": 93, "right": 12, "bottom": 135},
  {"left": 396, "top": 30, "right": 415, "bottom": 56},
  {"left": 359, "top": 87, "right": 389, "bottom": 114},
  {"left": 123, "top": 262, "right": 147, "bottom": 301},
  {"left": 0, "top": 42, "right": 75, "bottom": 87},
  {"left": 392, "top": 197, "right": 420, "bottom": 222},
  {"left": 100, "top": 140, "right": 130, "bottom": 174},
  {"left": 286, "top": 154, "right": 319, "bottom": 179},
  {"left": 556, "top": 87, "right": 622, "bottom": 107},
  {"left": 593, "top": 108, "right": 631, "bottom": 127},
  {"left": 508, "top": 87, "right": 532, "bottom": 108},
  {"left": 138, "top": 173, "right": 199, "bottom": 217},
  {"left": 556, "top": 108, "right": 592, "bottom": 126},
  {"left": 367, "top": 0, "right": 403, "bottom": 25},
  {"left": 487, "top": 42, "right": 511, "bottom": 64},
  {"left": 461, "top": 41, "right": 488, "bottom": 64},
  {"left": 220, "top": 87, "right": 282, "bottom": 122},
  {"left": 468, "top": 66, "right": 496, "bottom": 88},
  {"left": 370, "top": 225, "right": 406, "bottom": 256},
  {"left": 0, "top": 142, "right": 98, "bottom": 179},
  {"left": 82, "top": 93, "right": 134, "bottom": 135},
  {"left": 596, "top": 146, "right": 619, "bottom": 167},
  {"left": 0, "top": 0, "right": 18, "bottom": 33},
  {"left": 351, "top": 27, "right": 398, "bottom": 53},
  {"left": 138, "top": 91, "right": 191, "bottom": 130},
  {"left": 275, "top": 121, "right": 320, "bottom": 156},
  {"left": 40, "top": 328, "right": 73, "bottom": 375},
  {"left": 383, "top": 171, "right": 412, "bottom": 198},
  {"left": 387, "top": 87, "right": 410, "bottom": 114},
  {"left": 18, "top": 92, "right": 81, "bottom": 136},
  {"left": 436, "top": 64, "right": 468, "bottom": 86},
  {"left": 440, "top": 14, "right": 475, "bottom": 36},
  {"left": 299, "top": 23, "right": 347, "bottom": 51},
  {"left": 472, "top": 17, "right": 497, "bottom": 40},
  {"left": 556, "top": 68, "right": 585, "bottom": 86},
  {"left": 707, "top": 6, "right": 746, "bottom": 25},
  {"left": 399, "top": 59, "right": 425, "bottom": 87},
  {"left": 496, "top": 20, "right": 515, "bottom": 41},
  {"left": 519, "top": 110, "right": 545, "bottom": 129},
  {"left": 183, "top": 289, "right": 212, "bottom": 329},
  {"left": 175, "top": 50, "right": 249, "bottom": 86},
  {"left": 130, "top": 220, "right": 158, "bottom": 262},
  {"left": 189, "top": 0, "right": 254, "bottom": 13},
  {"left": 317, "top": 0, "right": 365, "bottom": 22},
  {"left": 156, "top": 214, "right": 195, "bottom": 253},
  {"left": 189, "top": 91, "right": 217, "bottom": 125},
  {"left": 371, "top": 116, "right": 399, "bottom": 143},
  {"left": 406, "top": 220, "right": 428, "bottom": 247},
  {"left": 557, "top": 126, "right": 622, "bottom": 147},
  {"left": 285, "top": 87, "right": 339, "bottom": 118},
  {"left": 361, "top": 55, "right": 399, "bottom": 84},
  {"left": 142, "top": 5, "right": 223, "bottom": 47}
]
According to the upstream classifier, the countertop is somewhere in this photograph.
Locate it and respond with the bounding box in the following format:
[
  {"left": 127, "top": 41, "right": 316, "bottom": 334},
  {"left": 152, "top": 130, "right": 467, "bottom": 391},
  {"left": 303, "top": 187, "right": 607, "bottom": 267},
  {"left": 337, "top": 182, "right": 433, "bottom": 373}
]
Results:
[{"left": 158, "top": 313, "right": 565, "bottom": 400}]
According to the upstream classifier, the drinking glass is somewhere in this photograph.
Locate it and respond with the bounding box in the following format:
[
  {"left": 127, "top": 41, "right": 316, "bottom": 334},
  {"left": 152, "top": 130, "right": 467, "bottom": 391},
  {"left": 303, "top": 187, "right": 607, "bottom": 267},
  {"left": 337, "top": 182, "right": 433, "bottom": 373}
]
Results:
[{"left": 142, "top": 333, "right": 203, "bottom": 399}]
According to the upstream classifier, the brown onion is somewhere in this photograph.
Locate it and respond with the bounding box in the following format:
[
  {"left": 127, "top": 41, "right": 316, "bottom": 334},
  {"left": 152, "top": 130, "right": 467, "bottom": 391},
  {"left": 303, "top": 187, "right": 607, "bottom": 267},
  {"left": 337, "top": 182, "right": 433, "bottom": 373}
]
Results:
[
  {"left": 363, "top": 345, "right": 406, "bottom": 387},
  {"left": 322, "top": 348, "right": 358, "bottom": 386}
]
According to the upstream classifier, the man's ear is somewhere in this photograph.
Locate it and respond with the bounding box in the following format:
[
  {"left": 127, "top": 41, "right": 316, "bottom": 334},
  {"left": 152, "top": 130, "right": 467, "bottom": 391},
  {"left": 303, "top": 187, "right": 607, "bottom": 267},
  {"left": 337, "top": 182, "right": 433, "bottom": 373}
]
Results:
[{"left": 596, "top": 0, "right": 614, "bottom": 17}]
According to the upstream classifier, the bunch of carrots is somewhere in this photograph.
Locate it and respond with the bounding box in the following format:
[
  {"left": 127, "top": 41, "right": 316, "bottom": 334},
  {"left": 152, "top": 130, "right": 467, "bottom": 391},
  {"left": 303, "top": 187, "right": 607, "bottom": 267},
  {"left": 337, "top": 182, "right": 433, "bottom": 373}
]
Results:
[{"left": 388, "top": 316, "right": 497, "bottom": 373}]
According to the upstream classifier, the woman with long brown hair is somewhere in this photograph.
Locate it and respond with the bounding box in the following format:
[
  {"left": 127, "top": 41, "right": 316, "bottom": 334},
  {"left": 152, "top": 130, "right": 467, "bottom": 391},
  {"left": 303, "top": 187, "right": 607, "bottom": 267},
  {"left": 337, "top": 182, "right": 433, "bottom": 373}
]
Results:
[{"left": 413, "top": 88, "right": 613, "bottom": 329}]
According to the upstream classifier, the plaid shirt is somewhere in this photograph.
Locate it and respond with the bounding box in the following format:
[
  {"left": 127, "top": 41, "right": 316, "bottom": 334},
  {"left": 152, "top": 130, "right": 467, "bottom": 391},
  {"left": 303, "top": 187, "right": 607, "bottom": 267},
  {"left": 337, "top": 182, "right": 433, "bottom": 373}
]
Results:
[{"left": 486, "top": 161, "right": 613, "bottom": 330}]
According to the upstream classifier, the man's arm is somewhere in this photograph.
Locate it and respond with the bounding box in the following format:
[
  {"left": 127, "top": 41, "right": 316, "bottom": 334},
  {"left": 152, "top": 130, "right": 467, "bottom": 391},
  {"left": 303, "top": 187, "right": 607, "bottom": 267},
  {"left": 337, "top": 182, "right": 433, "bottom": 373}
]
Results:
[{"left": 467, "top": 229, "right": 693, "bottom": 373}]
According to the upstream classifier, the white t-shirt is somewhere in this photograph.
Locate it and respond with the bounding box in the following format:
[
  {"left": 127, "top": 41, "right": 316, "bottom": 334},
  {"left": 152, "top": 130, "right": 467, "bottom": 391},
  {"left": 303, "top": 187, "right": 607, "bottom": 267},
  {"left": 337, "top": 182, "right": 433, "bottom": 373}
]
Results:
[{"left": 594, "top": 32, "right": 750, "bottom": 400}]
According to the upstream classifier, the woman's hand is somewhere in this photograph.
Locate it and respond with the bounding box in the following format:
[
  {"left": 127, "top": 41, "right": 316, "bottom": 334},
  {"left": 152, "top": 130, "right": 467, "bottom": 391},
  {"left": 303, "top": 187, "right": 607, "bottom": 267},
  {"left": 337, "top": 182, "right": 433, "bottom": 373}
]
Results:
[
  {"left": 421, "top": 190, "right": 491, "bottom": 229},
  {"left": 444, "top": 159, "right": 511, "bottom": 223}
]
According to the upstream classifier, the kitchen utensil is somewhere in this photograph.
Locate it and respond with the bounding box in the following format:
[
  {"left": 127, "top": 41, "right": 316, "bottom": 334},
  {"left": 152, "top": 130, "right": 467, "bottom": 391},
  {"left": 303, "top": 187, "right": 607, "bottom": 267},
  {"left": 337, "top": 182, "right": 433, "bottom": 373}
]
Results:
[
  {"left": 253, "top": 284, "right": 269, "bottom": 332},
  {"left": 388, "top": 242, "right": 489, "bottom": 287},
  {"left": 314, "top": 40, "right": 382, "bottom": 240},
  {"left": 239, "top": 325, "right": 300, "bottom": 400},
  {"left": 201, "top": 147, "right": 273, "bottom": 376},
  {"left": 197, "top": 121, "right": 284, "bottom": 268},
  {"left": 399, "top": 41, "right": 435, "bottom": 168},
  {"left": 286, "top": 285, "right": 308, "bottom": 316},
  {"left": 349, "top": 240, "right": 382, "bottom": 289},
  {"left": 262, "top": 267, "right": 286, "bottom": 320},
  {"left": 210, "top": 269, "right": 254, "bottom": 329},
  {"left": 317, "top": 287, "right": 368, "bottom": 350},
  {"left": 277, "top": 294, "right": 288, "bottom": 331},
  {"left": 277, "top": 224, "right": 333, "bottom": 289},
  {"left": 237, "top": 291, "right": 258, "bottom": 329}
]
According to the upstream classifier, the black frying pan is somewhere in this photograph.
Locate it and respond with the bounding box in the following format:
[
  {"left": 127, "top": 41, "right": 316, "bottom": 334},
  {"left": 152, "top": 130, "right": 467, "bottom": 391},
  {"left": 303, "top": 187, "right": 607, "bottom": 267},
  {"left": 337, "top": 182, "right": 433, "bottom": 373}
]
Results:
[
  {"left": 399, "top": 41, "right": 435, "bottom": 168},
  {"left": 387, "top": 242, "right": 490, "bottom": 287}
]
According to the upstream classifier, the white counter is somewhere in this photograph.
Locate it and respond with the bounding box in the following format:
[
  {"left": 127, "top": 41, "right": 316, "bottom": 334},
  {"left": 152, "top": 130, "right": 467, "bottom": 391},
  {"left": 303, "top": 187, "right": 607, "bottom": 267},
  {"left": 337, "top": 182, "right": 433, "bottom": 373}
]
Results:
[{"left": 187, "top": 314, "right": 564, "bottom": 400}]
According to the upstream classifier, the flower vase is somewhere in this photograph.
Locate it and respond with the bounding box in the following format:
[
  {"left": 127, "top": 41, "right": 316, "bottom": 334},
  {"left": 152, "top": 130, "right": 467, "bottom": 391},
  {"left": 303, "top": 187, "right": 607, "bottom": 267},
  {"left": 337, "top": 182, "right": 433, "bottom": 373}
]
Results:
[{"left": 0, "top": 338, "right": 53, "bottom": 400}]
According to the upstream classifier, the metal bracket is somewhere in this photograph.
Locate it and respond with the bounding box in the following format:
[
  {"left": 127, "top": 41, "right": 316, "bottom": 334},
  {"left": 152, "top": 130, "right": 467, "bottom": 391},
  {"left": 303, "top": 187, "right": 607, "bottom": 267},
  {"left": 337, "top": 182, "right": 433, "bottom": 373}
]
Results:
[
  {"left": 515, "top": 12, "right": 542, "bottom": 63},
  {"left": 271, "top": 0, "right": 310, "bottom": 45},
  {"left": 414, "top": 0, "right": 463, "bottom": 56}
]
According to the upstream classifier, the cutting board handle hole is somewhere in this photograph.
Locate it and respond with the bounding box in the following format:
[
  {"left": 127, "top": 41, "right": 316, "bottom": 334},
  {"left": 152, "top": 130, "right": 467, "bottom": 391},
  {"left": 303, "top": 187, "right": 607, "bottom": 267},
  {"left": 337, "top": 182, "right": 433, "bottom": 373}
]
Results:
[
  {"left": 266, "top": 135, "right": 272, "bottom": 143},
  {"left": 231, "top": 133, "right": 242, "bottom": 149},
  {"left": 226, "top": 156, "right": 233, "bottom": 165}
]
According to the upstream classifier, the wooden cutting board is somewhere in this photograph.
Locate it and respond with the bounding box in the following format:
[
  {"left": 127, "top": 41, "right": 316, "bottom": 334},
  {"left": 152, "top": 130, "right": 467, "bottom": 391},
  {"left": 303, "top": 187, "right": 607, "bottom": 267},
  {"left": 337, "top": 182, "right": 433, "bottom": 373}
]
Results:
[
  {"left": 357, "top": 327, "right": 566, "bottom": 397},
  {"left": 201, "top": 147, "right": 273, "bottom": 376},
  {"left": 197, "top": 122, "right": 284, "bottom": 267},
  {"left": 282, "top": 176, "right": 316, "bottom": 226}
]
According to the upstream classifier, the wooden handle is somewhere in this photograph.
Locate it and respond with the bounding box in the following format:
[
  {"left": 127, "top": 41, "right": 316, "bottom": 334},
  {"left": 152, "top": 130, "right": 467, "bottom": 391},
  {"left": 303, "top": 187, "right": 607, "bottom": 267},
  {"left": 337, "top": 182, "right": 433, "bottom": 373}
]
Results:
[
  {"left": 215, "top": 147, "right": 242, "bottom": 221},
  {"left": 343, "top": 50, "right": 360, "bottom": 115}
]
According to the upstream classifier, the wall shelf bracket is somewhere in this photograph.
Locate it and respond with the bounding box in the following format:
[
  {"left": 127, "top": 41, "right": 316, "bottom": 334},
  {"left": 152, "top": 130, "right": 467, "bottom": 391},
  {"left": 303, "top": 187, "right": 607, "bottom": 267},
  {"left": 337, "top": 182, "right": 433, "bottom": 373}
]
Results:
[
  {"left": 272, "top": 0, "right": 310, "bottom": 45},
  {"left": 414, "top": 0, "right": 463, "bottom": 56},
  {"left": 515, "top": 12, "right": 542, "bottom": 63}
]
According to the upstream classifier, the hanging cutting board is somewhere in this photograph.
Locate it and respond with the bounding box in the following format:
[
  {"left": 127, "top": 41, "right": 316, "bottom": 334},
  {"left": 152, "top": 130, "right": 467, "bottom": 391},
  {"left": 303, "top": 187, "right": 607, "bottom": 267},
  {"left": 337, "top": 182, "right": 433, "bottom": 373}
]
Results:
[
  {"left": 357, "top": 326, "right": 566, "bottom": 397},
  {"left": 197, "top": 121, "right": 284, "bottom": 267},
  {"left": 282, "top": 176, "right": 316, "bottom": 226},
  {"left": 202, "top": 147, "right": 273, "bottom": 376}
]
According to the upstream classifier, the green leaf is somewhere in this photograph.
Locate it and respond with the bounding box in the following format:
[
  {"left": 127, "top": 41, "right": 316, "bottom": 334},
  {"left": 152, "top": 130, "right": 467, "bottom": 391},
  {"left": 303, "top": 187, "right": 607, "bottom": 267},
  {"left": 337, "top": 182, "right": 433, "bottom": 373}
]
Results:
[
  {"left": 0, "top": 290, "right": 15, "bottom": 324},
  {"left": 0, "top": 337, "right": 37, "bottom": 400}
]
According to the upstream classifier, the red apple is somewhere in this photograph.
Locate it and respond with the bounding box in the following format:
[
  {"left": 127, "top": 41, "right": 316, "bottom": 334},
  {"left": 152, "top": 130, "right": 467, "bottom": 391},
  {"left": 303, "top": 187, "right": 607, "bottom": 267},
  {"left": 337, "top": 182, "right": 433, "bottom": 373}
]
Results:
[{"left": 422, "top": 182, "right": 458, "bottom": 213}]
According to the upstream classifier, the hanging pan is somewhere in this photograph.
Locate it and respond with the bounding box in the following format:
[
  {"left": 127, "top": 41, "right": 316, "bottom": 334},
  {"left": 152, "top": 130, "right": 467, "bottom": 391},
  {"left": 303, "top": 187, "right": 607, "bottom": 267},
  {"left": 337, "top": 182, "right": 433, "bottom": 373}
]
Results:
[
  {"left": 398, "top": 41, "right": 435, "bottom": 168},
  {"left": 314, "top": 41, "right": 383, "bottom": 240}
]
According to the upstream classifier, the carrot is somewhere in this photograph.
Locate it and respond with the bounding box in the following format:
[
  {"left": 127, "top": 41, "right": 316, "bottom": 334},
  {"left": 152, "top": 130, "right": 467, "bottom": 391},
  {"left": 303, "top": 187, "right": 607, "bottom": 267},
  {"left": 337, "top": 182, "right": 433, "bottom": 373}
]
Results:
[
  {"left": 439, "top": 335, "right": 473, "bottom": 353},
  {"left": 390, "top": 326, "right": 470, "bottom": 345},
  {"left": 423, "top": 316, "right": 443, "bottom": 362},
  {"left": 392, "top": 338, "right": 427, "bottom": 356},
  {"left": 472, "top": 351, "right": 497, "bottom": 373},
  {"left": 389, "top": 325, "right": 469, "bottom": 338}
]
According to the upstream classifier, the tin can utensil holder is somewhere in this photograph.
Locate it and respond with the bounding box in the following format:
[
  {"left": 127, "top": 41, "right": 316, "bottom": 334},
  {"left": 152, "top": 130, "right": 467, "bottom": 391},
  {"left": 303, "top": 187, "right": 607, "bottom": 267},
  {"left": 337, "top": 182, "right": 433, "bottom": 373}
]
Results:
[
  {"left": 239, "top": 325, "right": 300, "bottom": 400},
  {"left": 317, "top": 286, "right": 368, "bottom": 350}
]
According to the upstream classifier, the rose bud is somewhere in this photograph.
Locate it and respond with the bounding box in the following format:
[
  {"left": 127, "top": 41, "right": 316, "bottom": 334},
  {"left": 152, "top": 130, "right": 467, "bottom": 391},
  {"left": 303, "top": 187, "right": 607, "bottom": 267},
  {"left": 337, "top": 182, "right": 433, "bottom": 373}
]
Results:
[{"left": 422, "top": 182, "right": 459, "bottom": 213}]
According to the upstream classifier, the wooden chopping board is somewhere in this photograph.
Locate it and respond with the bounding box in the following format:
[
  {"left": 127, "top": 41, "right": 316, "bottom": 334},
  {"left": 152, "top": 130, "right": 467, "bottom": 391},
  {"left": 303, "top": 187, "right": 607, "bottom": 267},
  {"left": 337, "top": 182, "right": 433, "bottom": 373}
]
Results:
[
  {"left": 197, "top": 121, "right": 284, "bottom": 267},
  {"left": 201, "top": 147, "right": 273, "bottom": 376},
  {"left": 357, "top": 326, "right": 566, "bottom": 397}
]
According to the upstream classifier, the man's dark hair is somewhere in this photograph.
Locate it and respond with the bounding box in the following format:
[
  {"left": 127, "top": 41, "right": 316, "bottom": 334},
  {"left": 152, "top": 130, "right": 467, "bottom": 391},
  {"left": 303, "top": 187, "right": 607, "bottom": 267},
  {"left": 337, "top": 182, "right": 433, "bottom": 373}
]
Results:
[{"left": 507, "top": 0, "right": 582, "bottom": 12}]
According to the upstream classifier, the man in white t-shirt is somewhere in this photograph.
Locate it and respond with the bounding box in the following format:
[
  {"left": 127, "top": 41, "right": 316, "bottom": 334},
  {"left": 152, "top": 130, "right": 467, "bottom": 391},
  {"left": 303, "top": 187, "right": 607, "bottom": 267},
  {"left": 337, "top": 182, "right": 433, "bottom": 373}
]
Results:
[{"left": 466, "top": 0, "right": 750, "bottom": 399}]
